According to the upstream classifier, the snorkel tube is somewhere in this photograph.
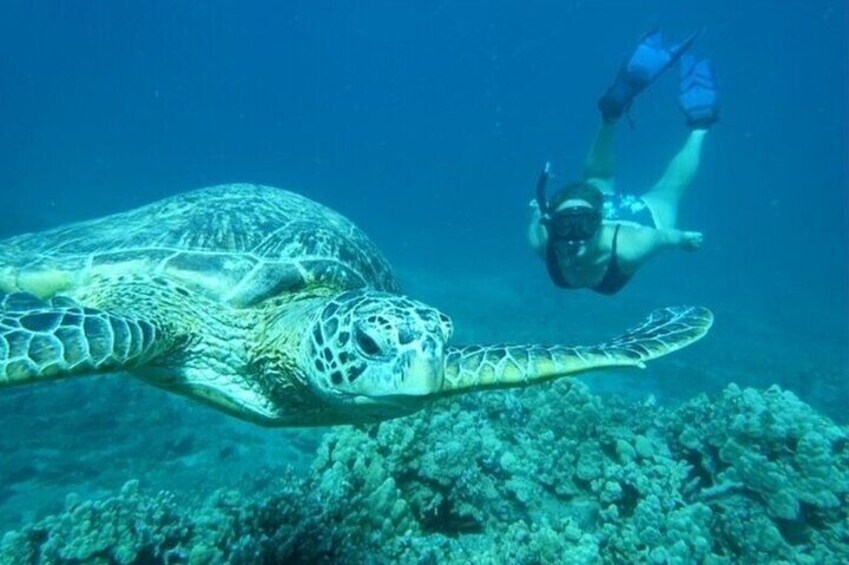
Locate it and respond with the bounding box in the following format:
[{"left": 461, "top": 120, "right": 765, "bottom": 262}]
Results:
[
  {"left": 535, "top": 162, "right": 571, "bottom": 287},
  {"left": 535, "top": 161, "right": 552, "bottom": 223}
]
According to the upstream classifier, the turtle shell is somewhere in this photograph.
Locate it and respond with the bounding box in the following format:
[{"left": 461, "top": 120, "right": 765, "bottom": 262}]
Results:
[{"left": 0, "top": 184, "right": 399, "bottom": 306}]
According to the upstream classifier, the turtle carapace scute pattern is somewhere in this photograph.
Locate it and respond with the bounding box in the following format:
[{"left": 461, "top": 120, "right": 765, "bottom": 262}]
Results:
[{"left": 0, "top": 184, "right": 398, "bottom": 307}]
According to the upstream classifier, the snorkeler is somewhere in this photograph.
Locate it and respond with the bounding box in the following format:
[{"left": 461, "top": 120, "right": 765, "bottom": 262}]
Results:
[{"left": 528, "top": 31, "right": 719, "bottom": 295}]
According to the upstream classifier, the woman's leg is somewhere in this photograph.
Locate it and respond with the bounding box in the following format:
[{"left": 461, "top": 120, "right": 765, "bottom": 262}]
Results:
[
  {"left": 641, "top": 128, "right": 708, "bottom": 229},
  {"left": 581, "top": 121, "right": 617, "bottom": 195}
]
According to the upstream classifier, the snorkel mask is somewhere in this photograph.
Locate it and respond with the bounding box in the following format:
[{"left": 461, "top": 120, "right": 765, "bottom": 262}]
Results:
[
  {"left": 535, "top": 163, "right": 602, "bottom": 249},
  {"left": 549, "top": 206, "right": 602, "bottom": 246}
]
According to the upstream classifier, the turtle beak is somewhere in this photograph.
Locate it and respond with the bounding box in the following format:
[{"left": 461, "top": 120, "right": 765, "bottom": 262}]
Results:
[{"left": 399, "top": 353, "right": 444, "bottom": 397}]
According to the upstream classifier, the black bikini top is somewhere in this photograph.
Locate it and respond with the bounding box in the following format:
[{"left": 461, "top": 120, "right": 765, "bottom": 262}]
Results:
[{"left": 545, "top": 224, "right": 632, "bottom": 295}]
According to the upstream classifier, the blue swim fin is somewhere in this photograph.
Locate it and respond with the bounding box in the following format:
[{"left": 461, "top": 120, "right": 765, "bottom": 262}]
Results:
[
  {"left": 598, "top": 30, "right": 697, "bottom": 122},
  {"left": 679, "top": 54, "right": 719, "bottom": 129}
]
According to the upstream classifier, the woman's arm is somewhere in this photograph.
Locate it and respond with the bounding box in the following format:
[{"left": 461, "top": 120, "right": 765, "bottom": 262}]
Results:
[
  {"left": 527, "top": 201, "right": 548, "bottom": 257},
  {"left": 619, "top": 224, "right": 703, "bottom": 270},
  {"left": 656, "top": 227, "right": 703, "bottom": 251}
]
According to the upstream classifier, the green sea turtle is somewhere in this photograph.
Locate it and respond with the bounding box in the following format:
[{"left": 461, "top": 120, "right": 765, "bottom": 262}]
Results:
[{"left": 0, "top": 184, "right": 712, "bottom": 426}]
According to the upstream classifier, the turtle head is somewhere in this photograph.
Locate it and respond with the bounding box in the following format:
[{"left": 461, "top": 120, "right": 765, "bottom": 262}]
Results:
[{"left": 302, "top": 289, "right": 453, "bottom": 418}]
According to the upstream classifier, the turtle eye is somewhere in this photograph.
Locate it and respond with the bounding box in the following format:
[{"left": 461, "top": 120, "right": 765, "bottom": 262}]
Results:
[{"left": 354, "top": 326, "right": 382, "bottom": 358}]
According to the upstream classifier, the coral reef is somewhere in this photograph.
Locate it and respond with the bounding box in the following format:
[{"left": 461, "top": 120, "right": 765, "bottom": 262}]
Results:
[{"left": 2, "top": 382, "right": 847, "bottom": 564}]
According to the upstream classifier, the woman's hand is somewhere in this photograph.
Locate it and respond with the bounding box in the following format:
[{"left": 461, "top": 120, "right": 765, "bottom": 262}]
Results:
[{"left": 680, "top": 230, "right": 704, "bottom": 251}]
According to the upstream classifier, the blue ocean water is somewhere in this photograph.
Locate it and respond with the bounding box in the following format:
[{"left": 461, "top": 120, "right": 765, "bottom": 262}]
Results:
[
  {"left": 0, "top": 1, "right": 846, "bottom": 559},
  {"left": 2, "top": 0, "right": 845, "bottom": 408}
]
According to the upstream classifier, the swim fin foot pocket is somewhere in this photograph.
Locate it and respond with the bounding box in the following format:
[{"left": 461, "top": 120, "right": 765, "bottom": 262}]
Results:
[{"left": 678, "top": 54, "right": 719, "bottom": 129}]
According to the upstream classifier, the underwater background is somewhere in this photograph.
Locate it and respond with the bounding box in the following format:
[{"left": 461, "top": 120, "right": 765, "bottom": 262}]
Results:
[{"left": 0, "top": 1, "right": 846, "bottom": 562}]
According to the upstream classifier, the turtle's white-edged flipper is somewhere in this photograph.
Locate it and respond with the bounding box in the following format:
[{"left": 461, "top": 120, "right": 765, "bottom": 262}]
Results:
[
  {"left": 0, "top": 291, "right": 162, "bottom": 386},
  {"left": 440, "top": 306, "right": 712, "bottom": 394}
]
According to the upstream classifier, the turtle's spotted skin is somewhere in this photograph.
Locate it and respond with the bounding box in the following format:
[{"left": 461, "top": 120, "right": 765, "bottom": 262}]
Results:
[{"left": 0, "top": 184, "right": 713, "bottom": 427}]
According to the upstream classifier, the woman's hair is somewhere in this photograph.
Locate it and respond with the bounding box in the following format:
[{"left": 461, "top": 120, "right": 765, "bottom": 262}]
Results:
[{"left": 549, "top": 181, "right": 604, "bottom": 212}]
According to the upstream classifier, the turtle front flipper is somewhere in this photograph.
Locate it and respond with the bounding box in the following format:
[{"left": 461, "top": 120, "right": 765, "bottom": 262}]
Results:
[
  {"left": 440, "top": 306, "right": 713, "bottom": 394},
  {"left": 0, "top": 292, "right": 163, "bottom": 386}
]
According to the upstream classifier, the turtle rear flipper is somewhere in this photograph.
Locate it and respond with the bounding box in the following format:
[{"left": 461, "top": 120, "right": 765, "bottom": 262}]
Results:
[
  {"left": 1, "top": 292, "right": 162, "bottom": 386},
  {"left": 441, "top": 306, "right": 713, "bottom": 393}
]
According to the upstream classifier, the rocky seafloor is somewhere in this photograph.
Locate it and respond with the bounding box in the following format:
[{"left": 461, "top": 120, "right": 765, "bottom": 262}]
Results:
[{"left": 1, "top": 379, "right": 846, "bottom": 564}]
